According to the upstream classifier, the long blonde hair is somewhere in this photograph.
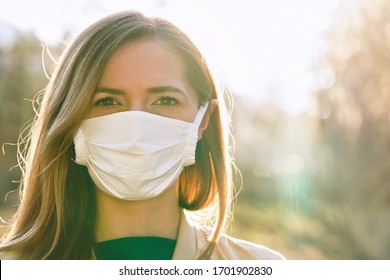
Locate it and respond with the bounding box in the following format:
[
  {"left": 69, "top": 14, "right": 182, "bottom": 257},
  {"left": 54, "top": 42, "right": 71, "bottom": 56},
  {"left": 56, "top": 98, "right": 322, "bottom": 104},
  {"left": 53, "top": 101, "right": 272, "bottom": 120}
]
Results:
[{"left": 0, "top": 11, "right": 234, "bottom": 259}]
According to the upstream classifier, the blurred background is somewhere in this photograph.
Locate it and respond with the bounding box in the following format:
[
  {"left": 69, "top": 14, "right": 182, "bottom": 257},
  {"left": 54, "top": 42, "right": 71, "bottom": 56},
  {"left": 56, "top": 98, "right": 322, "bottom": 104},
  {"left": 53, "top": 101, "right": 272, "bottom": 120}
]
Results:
[{"left": 0, "top": 0, "right": 389, "bottom": 259}]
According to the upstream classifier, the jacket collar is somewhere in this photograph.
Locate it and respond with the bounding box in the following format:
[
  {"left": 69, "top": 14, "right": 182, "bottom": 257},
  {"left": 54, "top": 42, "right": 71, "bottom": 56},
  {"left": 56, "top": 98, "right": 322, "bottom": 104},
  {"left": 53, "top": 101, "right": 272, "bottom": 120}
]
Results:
[{"left": 172, "top": 210, "right": 201, "bottom": 260}]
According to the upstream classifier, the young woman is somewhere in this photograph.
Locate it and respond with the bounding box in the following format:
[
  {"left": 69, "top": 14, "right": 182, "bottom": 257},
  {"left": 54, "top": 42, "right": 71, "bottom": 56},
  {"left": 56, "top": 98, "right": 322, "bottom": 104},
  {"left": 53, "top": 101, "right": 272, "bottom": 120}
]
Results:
[{"left": 0, "top": 11, "right": 284, "bottom": 260}]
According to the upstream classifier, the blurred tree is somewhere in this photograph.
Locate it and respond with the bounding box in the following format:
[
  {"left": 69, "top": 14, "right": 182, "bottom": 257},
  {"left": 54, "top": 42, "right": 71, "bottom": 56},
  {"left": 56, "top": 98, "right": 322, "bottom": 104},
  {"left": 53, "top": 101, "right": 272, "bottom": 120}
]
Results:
[
  {"left": 0, "top": 29, "right": 55, "bottom": 208},
  {"left": 230, "top": 0, "right": 390, "bottom": 260},
  {"left": 311, "top": 0, "right": 390, "bottom": 259}
]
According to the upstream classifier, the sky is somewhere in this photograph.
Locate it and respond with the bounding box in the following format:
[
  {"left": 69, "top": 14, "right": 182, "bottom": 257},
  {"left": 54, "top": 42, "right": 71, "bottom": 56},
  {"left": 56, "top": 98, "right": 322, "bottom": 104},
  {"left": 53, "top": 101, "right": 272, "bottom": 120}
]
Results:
[{"left": 0, "top": 0, "right": 354, "bottom": 115}]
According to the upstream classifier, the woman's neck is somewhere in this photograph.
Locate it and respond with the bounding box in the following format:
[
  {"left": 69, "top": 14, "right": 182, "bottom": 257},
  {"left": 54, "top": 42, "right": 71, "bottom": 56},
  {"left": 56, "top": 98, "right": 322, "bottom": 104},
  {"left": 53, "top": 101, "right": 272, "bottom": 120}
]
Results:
[{"left": 94, "top": 182, "right": 181, "bottom": 242}]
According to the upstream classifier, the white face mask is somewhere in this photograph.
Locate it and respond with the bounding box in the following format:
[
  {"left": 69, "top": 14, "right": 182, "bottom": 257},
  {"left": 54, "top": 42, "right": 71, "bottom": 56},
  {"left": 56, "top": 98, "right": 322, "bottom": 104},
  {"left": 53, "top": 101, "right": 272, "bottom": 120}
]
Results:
[{"left": 74, "top": 103, "right": 208, "bottom": 200}]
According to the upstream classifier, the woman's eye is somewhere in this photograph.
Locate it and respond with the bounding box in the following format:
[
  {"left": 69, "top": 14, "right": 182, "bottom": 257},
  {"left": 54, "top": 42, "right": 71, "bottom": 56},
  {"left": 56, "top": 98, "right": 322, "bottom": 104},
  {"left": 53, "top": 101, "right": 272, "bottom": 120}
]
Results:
[
  {"left": 94, "top": 97, "right": 119, "bottom": 107},
  {"left": 154, "top": 97, "right": 179, "bottom": 106}
]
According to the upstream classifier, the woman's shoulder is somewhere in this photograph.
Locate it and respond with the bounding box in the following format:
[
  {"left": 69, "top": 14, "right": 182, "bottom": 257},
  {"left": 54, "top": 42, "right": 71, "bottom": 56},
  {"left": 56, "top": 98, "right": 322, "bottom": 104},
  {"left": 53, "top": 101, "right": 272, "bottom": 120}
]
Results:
[{"left": 212, "top": 233, "right": 286, "bottom": 260}]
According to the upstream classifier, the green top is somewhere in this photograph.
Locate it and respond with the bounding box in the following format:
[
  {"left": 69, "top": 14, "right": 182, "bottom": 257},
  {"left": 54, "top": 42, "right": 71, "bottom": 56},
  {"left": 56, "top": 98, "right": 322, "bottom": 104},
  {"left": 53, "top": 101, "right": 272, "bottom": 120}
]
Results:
[{"left": 94, "top": 236, "right": 177, "bottom": 260}]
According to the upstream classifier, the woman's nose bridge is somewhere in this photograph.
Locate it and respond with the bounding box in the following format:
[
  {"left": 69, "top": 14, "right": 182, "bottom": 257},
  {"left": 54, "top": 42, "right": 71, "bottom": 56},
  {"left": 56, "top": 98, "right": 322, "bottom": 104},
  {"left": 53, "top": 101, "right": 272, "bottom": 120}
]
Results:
[
  {"left": 125, "top": 94, "right": 146, "bottom": 111},
  {"left": 127, "top": 103, "right": 145, "bottom": 111}
]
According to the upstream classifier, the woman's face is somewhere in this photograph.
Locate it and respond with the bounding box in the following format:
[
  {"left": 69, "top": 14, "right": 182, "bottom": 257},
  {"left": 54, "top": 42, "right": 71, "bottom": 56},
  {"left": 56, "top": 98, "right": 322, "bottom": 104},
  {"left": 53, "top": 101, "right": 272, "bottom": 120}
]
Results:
[{"left": 87, "top": 39, "right": 200, "bottom": 122}]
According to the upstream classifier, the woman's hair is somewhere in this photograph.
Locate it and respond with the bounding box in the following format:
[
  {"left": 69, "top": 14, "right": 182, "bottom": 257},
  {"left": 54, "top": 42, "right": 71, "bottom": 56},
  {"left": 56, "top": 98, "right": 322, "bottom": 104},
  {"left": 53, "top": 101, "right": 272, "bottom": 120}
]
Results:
[{"left": 0, "top": 11, "right": 234, "bottom": 259}]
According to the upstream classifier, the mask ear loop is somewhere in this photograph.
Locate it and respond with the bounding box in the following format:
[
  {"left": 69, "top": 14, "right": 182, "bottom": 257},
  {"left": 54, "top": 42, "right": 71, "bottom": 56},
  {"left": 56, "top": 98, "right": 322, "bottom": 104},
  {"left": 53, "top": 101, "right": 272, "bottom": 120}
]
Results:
[{"left": 193, "top": 102, "right": 209, "bottom": 126}]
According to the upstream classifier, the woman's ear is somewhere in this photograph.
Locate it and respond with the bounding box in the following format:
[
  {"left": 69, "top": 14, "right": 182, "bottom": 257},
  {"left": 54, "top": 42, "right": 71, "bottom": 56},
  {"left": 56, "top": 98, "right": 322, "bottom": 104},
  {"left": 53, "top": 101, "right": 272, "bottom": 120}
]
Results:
[{"left": 198, "top": 99, "right": 218, "bottom": 140}]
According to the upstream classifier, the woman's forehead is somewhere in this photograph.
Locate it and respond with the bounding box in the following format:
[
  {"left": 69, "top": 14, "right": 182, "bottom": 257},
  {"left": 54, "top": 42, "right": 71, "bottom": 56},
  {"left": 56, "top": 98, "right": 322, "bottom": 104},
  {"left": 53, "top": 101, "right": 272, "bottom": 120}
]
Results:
[{"left": 96, "top": 38, "right": 198, "bottom": 104}]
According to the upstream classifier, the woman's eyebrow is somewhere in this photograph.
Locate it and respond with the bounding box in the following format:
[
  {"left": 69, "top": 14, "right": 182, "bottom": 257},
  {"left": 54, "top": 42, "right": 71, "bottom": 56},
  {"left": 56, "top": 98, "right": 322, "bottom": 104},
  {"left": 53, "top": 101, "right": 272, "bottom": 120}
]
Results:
[
  {"left": 147, "top": 86, "right": 187, "bottom": 97},
  {"left": 94, "top": 87, "right": 125, "bottom": 95},
  {"left": 94, "top": 86, "right": 189, "bottom": 99}
]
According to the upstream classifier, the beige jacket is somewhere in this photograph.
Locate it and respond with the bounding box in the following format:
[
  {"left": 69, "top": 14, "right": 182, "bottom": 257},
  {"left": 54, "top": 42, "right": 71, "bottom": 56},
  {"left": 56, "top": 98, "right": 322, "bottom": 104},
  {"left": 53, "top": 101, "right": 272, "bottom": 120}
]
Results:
[{"left": 172, "top": 211, "right": 285, "bottom": 260}]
